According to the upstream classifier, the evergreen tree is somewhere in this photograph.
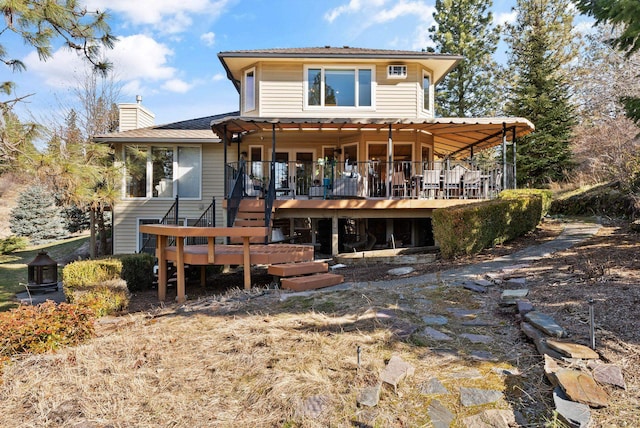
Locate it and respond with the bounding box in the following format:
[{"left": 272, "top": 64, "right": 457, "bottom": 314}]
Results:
[
  {"left": 428, "top": 0, "right": 501, "bottom": 117},
  {"left": 10, "top": 185, "right": 67, "bottom": 244},
  {"left": 574, "top": 0, "right": 640, "bottom": 124},
  {"left": 505, "top": 0, "right": 578, "bottom": 187}
]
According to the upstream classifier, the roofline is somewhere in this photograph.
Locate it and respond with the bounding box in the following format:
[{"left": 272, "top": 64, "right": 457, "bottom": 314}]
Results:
[
  {"left": 218, "top": 50, "right": 464, "bottom": 91},
  {"left": 94, "top": 137, "right": 221, "bottom": 144}
]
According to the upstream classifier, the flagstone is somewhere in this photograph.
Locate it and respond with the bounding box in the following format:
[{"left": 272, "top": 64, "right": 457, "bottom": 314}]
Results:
[
  {"left": 553, "top": 386, "right": 592, "bottom": 428},
  {"left": 462, "top": 409, "right": 516, "bottom": 428},
  {"left": 460, "top": 333, "right": 493, "bottom": 344},
  {"left": 423, "top": 326, "right": 453, "bottom": 341},
  {"left": 422, "top": 315, "right": 449, "bottom": 326},
  {"left": 427, "top": 400, "right": 455, "bottom": 428},
  {"left": 589, "top": 363, "right": 626, "bottom": 390},
  {"left": 524, "top": 311, "right": 567, "bottom": 338},
  {"left": 380, "top": 355, "right": 414, "bottom": 393},
  {"left": 555, "top": 368, "right": 609, "bottom": 408},
  {"left": 460, "top": 387, "right": 503, "bottom": 407},
  {"left": 419, "top": 377, "right": 449, "bottom": 395},
  {"left": 547, "top": 339, "right": 599, "bottom": 359},
  {"left": 356, "top": 384, "right": 381, "bottom": 408}
]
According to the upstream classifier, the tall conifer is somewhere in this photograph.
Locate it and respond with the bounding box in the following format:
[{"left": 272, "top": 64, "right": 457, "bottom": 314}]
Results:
[
  {"left": 429, "top": 0, "right": 501, "bottom": 117},
  {"left": 505, "top": 0, "right": 578, "bottom": 186}
]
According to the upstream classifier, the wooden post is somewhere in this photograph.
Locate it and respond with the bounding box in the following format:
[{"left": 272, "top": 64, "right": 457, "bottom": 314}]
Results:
[
  {"left": 243, "top": 236, "right": 251, "bottom": 289},
  {"left": 176, "top": 236, "right": 186, "bottom": 303},
  {"left": 157, "top": 235, "right": 167, "bottom": 301}
]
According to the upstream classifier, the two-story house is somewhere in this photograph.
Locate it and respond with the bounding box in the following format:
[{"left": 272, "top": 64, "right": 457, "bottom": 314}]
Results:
[{"left": 96, "top": 47, "right": 534, "bottom": 257}]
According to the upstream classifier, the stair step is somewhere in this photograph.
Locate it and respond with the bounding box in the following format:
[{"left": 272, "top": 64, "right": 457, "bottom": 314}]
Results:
[
  {"left": 280, "top": 273, "right": 344, "bottom": 291},
  {"left": 234, "top": 219, "right": 267, "bottom": 227},
  {"left": 268, "top": 262, "right": 328, "bottom": 277}
]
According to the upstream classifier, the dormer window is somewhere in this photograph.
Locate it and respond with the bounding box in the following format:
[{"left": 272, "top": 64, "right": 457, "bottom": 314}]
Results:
[
  {"left": 387, "top": 65, "right": 407, "bottom": 79},
  {"left": 244, "top": 68, "right": 256, "bottom": 112},
  {"left": 306, "top": 66, "right": 374, "bottom": 108}
]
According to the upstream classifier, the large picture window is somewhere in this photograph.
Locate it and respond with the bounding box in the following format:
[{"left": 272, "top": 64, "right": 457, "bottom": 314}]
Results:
[
  {"left": 306, "top": 66, "right": 373, "bottom": 108},
  {"left": 124, "top": 145, "right": 201, "bottom": 199}
]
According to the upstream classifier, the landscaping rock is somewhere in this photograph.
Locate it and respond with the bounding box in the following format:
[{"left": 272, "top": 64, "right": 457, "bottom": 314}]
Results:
[
  {"left": 422, "top": 315, "right": 449, "bottom": 326},
  {"left": 446, "top": 308, "right": 478, "bottom": 318},
  {"left": 463, "top": 282, "right": 487, "bottom": 293},
  {"left": 589, "top": 362, "right": 626, "bottom": 390},
  {"left": 520, "top": 322, "right": 565, "bottom": 359},
  {"left": 474, "top": 278, "right": 493, "bottom": 287},
  {"left": 419, "top": 378, "right": 449, "bottom": 395},
  {"left": 460, "top": 333, "right": 493, "bottom": 344},
  {"left": 387, "top": 266, "right": 414, "bottom": 276},
  {"left": 380, "top": 355, "right": 414, "bottom": 393},
  {"left": 555, "top": 368, "right": 609, "bottom": 408},
  {"left": 447, "top": 368, "right": 482, "bottom": 379},
  {"left": 544, "top": 354, "right": 563, "bottom": 386},
  {"left": 459, "top": 387, "right": 503, "bottom": 407},
  {"left": 390, "top": 321, "right": 419, "bottom": 340},
  {"left": 516, "top": 299, "right": 534, "bottom": 315},
  {"left": 506, "top": 277, "right": 527, "bottom": 286},
  {"left": 547, "top": 339, "right": 599, "bottom": 359},
  {"left": 300, "top": 395, "right": 330, "bottom": 419},
  {"left": 356, "top": 384, "right": 381, "bottom": 407},
  {"left": 524, "top": 311, "right": 567, "bottom": 338},
  {"left": 469, "top": 350, "right": 498, "bottom": 362},
  {"left": 423, "top": 327, "right": 454, "bottom": 341},
  {"left": 427, "top": 400, "right": 455, "bottom": 428},
  {"left": 462, "top": 409, "right": 516, "bottom": 428},
  {"left": 461, "top": 318, "right": 495, "bottom": 327},
  {"left": 500, "top": 289, "right": 529, "bottom": 305},
  {"left": 553, "top": 386, "right": 592, "bottom": 428}
]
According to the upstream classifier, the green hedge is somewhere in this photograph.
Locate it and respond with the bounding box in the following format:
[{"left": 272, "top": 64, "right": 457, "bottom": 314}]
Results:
[
  {"left": 67, "top": 279, "right": 129, "bottom": 317},
  {"left": 500, "top": 189, "right": 553, "bottom": 217},
  {"left": 0, "top": 236, "right": 28, "bottom": 255},
  {"left": 62, "top": 259, "right": 122, "bottom": 292},
  {"left": 117, "top": 253, "right": 155, "bottom": 292},
  {"left": 433, "top": 192, "right": 543, "bottom": 259}
]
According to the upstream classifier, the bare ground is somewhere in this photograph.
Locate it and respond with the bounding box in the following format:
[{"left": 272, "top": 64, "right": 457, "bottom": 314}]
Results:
[{"left": 0, "top": 219, "right": 638, "bottom": 427}]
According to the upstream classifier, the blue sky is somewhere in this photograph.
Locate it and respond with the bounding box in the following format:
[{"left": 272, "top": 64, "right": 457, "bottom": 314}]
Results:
[{"left": 6, "top": 0, "right": 592, "bottom": 127}]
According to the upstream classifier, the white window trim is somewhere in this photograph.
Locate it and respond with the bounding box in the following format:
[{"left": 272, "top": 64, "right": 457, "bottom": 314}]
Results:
[
  {"left": 304, "top": 65, "right": 376, "bottom": 111},
  {"left": 122, "top": 144, "right": 202, "bottom": 200},
  {"left": 243, "top": 67, "right": 256, "bottom": 113},
  {"left": 422, "top": 69, "right": 433, "bottom": 114}
]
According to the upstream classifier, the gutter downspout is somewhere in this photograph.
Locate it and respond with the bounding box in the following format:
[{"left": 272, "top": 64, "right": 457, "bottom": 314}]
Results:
[
  {"left": 512, "top": 127, "right": 517, "bottom": 189},
  {"left": 223, "top": 124, "right": 228, "bottom": 196}
]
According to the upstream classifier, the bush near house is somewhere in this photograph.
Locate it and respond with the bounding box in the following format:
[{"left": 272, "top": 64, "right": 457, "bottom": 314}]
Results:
[
  {"left": 0, "top": 301, "right": 95, "bottom": 357},
  {"left": 500, "top": 188, "right": 553, "bottom": 218},
  {"left": 0, "top": 236, "right": 28, "bottom": 255},
  {"left": 433, "top": 191, "right": 544, "bottom": 259},
  {"left": 62, "top": 254, "right": 154, "bottom": 315}
]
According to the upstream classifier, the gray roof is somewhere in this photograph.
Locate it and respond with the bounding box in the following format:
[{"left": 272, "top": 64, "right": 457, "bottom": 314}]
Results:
[
  {"left": 94, "top": 111, "right": 238, "bottom": 142},
  {"left": 219, "top": 46, "right": 459, "bottom": 59}
]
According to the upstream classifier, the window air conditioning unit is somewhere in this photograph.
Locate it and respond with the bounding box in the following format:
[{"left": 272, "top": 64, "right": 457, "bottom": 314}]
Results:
[{"left": 387, "top": 65, "right": 407, "bottom": 79}]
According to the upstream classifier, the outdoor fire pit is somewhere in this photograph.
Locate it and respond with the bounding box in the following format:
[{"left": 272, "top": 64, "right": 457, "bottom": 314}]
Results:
[{"left": 25, "top": 251, "right": 59, "bottom": 293}]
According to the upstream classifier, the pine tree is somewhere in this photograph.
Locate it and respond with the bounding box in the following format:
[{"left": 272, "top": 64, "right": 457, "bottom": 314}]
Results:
[
  {"left": 10, "top": 185, "right": 68, "bottom": 245},
  {"left": 505, "top": 0, "right": 578, "bottom": 187},
  {"left": 428, "top": 0, "right": 501, "bottom": 117}
]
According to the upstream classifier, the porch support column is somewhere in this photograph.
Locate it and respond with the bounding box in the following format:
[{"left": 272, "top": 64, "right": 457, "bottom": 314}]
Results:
[
  {"left": 331, "top": 213, "right": 339, "bottom": 256},
  {"left": 271, "top": 123, "right": 276, "bottom": 184},
  {"left": 387, "top": 124, "right": 393, "bottom": 199},
  {"left": 223, "top": 124, "right": 228, "bottom": 196},
  {"left": 502, "top": 123, "right": 507, "bottom": 191},
  {"left": 512, "top": 127, "right": 517, "bottom": 189}
]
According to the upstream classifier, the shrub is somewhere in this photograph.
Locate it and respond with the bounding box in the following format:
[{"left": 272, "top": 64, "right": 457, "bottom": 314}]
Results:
[
  {"left": 117, "top": 253, "right": 155, "bottom": 292},
  {"left": 0, "top": 301, "right": 94, "bottom": 356},
  {"left": 67, "top": 279, "right": 129, "bottom": 317},
  {"left": 10, "top": 185, "right": 68, "bottom": 244},
  {"left": 62, "top": 258, "right": 122, "bottom": 293},
  {"left": 0, "top": 236, "right": 28, "bottom": 255},
  {"left": 500, "top": 188, "right": 553, "bottom": 217},
  {"left": 433, "top": 193, "right": 543, "bottom": 259}
]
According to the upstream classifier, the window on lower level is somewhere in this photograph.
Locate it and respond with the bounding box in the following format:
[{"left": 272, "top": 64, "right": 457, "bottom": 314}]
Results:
[{"left": 124, "top": 145, "right": 201, "bottom": 199}]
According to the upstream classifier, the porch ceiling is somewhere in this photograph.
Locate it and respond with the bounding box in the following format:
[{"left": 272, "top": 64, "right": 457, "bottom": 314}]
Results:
[{"left": 210, "top": 115, "right": 534, "bottom": 158}]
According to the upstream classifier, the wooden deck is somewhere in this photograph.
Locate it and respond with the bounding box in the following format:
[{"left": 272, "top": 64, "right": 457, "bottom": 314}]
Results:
[{"left": 139, "top": 225, "right": 313, "bottom": 303}]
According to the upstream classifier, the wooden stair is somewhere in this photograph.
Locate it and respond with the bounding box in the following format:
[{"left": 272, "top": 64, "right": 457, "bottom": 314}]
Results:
[
  {"left": 232, "top": 200, "right": 272, "bottom": 243},
  {"left": 268, "top": 261, "right": 344, "bottom": 291}
]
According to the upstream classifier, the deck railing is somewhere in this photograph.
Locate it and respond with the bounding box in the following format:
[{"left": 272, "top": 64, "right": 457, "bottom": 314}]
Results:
[
  {"left": 138, "top": 196, "right": 179, "bottom": 254},
  {"left": 228, "top": 159, "right": 514, "bottom": 201}
]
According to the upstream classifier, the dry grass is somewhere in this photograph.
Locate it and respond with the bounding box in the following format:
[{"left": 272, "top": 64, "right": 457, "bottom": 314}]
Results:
[{"left": 0, "top": 222, "right": 638, "bottom": 427}]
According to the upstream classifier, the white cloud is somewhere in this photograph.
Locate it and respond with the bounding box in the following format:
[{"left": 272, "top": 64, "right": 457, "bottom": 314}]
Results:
[
  {"left": 212, "top": 73, "right": 226, "bottom": 81},
  {"left": 85, "top": 0, "right": 230, "bottom": 34},
  {"left": 201, "top": 32, "right": 216, "bottom": 46},
  {"left": 494, "top": 10, "right": 517, "bottom": 27},
  {"left": 110, "top": 34, "right": 176, "bottom": 81},
  {"left": 162, "top": 79, "right": 193, "bottom": 93},
  {"left": 23, "top": 49, "right": 86, "bottom": 88}
]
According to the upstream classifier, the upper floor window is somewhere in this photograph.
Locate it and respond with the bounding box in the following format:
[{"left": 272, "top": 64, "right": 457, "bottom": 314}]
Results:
[
  {"left": 306, "top": 66, "right": 373, "bottom": 108},
  {"left": 124, "top": 145, "right": 201, "bottom": 199},
  {"left": 423, "top": 72, "right": 431, "bottom": 112},
  {"left": 244, "top": 68, "right": 256, "bottom": 112}
]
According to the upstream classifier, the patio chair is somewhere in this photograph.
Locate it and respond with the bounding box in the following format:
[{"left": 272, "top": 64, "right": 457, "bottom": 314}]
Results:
[
  {"left": 422, "top": 169, "right": 441, "bottom": 199},
  {"left": 392, "top": 171, "right": 408, "bottom": 198},
  {"left": 443, "top": 169, "right": 463, "bottom": 198},
  {"left": 462, "top": 170, "right": 482, "bottom": 198}
]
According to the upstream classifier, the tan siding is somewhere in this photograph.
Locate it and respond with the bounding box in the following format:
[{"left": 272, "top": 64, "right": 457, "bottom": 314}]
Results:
[
  {"left": 252, "top": 61, "right": 429, "bottom": 118},
  {"left": 118, "top": 104, "right": 155, "bottom": 131}
]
